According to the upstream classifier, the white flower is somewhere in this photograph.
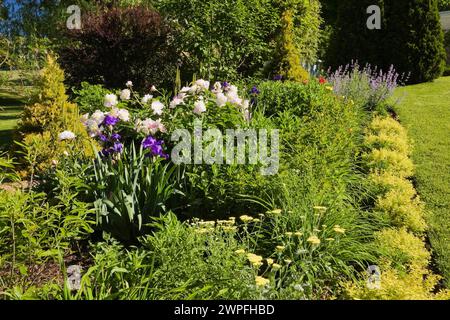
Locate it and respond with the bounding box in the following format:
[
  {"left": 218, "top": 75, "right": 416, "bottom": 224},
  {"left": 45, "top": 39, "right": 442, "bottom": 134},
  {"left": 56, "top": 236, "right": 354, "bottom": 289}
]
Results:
[
  {"left": 228, "top": 85, "right": 238, "bottom": 94},
  {"left": 136, "top": 118, "right": 166, "bottom": 135},
  {"left": 126, "top": 81, "right": 133, "bottom": 88},
  {"left": 141, "top": 94, "right": 153, "bottom": 104},
  {"left": 150, "top": 85, "right": 157, "bottom": 92},
  {"left": 84, "top": 119, "right": 101, "bottom": 137},
  {"left": 180, "top": 86, "right": 191, "bottom": 93},
  {"left": 91, "top": 110, "right": 105, "bottom": 125},
  {"left": 104, "top": 94, "right": 118, "bottom": 108},
  {"left": 212, "top": 81, "right": 222, "bottom": 93},
  {"left": 80, "top": 113, "right": 89, "bottom": 126},
  {"left": 195, "top": 79, "right": 210, "bottom": 90},
  {"left": 242, "top": 99, "right": 250, "bottom": 110},
  {"left": 193, "top": 99, "right": 206, "bottom": 115},
  {"left": 58, "top": 130, "right": 76, "bottom": 141},
  {"left": 117, "top": 109, "right": 130, "bottom": 122},
  {"left": 170, "top": 96, "right": 184, "bottom": 109},
  {"left": 63, "top": 151, "right": 69, "bottom": 157},
  {"left": 151, "top": 101, "right": 165, "bottom": 115},
  {"left": 120, "top": 89, "right": 131, "bottom": 101},
  {"left": 226, "top": 90, "right": 242, "bottom": 105},
  {"left": 216, "top": 92, "right": 227, "bottom": 107}
]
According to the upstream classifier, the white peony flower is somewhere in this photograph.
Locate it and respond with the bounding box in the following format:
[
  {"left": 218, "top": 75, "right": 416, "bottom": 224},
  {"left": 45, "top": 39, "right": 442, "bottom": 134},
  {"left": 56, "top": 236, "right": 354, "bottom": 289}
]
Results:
[
  {"left": 58, "top": 130, "right": 76, "bottom": 141},
  {"left": 150, "top": 85, "right": 157, "bottom": 92},
  {"left": 91, "top": 110, "right": 105, "bottom": 125},
  {"left": 180, "top": 86, "right": 191, "bottom": 93},
  {"left": 126, "top": 81, "right": 133, "bottom": 88},
  {"left": 170, "top": 96, "right": 184, "bottom": 109},
  {"left": 216, "top": 92, "right": 227, "bottom": 107},
  {"left": 151, "top": 101, "right": 165, "bottom": 115},
  {"left": 104, "top": 94, "right": 118, "bottom": 108},
  {"left": 195, "top": 79, "right": 210, "bottom": 90},
  {"left": 120, "top": 89, "right": 131, "bottom": 101},
  {"left": 136, "top": 118, "right": 166, "bottom": 135},
  {"left": 193, "top": 99, "right": 206, "bottom": 115},
  {"left": 141, "top": 94, "right": 153, "bottom": 104},
  {"left": 117, "top": 109, "right": 130, "bottom": 122},
  {"left": 226, "top": 91, "right": 242, "bottom": 105}
]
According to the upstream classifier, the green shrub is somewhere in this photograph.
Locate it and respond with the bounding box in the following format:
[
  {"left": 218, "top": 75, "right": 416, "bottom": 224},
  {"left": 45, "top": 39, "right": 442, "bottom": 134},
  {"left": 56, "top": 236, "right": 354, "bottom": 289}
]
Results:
[
  {"left": 58, "top": 6, "right": 178, "bottom": 91},
  {"left": 91, "top": 145, "right": 181, "bottom": 243},
  {"left": 328, "top": 0, "right": 446, "bottom": 84},
  {"left": 72, "top": 82, "right": 110, "bottom": 115}
]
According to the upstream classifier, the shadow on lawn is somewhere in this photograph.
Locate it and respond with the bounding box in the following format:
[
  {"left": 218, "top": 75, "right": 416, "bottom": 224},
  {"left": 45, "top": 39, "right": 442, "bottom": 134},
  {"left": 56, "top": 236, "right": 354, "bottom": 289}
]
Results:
[{"left": 0, "top": 89, "right": 25, "bottom": 150}]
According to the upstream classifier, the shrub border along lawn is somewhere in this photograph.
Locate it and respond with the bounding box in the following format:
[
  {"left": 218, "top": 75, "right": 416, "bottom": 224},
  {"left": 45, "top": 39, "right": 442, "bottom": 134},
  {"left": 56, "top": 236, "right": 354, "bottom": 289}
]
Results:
[
  {"left": 392, "top": 77, "right": 450, "bottom": 288},
  {"left": 344, "top": 115, "right": 450, "bottom": 300}
]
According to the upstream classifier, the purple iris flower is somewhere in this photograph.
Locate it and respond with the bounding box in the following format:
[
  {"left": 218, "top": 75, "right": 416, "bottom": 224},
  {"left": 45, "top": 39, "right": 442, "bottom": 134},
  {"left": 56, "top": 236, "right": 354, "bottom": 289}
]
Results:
[
  {"left": 250, "top": 86, "right": 260, "bottom": 95},
  {"left": 142, "top": 136, "right": 169, "bottom": 159},
  {"left": 103, "top": 115, "right": 119, "bottom": 126},
  {"left": 99, "top": 134, "right": 108, "bottom": 142},
  {"left": 222, "top": 81, "right": 230, "bottom": 89},
  {"left": 273, "top": 75, "right": 283, "bottom": 81},
  {"left": 110, "top": 133, "right": 121, "bottom": 141},
  {"left": 112, "top": 142, "right": 123, "bottom": 153}
]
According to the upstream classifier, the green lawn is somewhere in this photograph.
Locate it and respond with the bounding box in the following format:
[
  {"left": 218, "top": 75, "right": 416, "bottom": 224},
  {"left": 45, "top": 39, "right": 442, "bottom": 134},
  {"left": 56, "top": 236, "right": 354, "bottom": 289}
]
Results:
[
  {"left": 393, "top": 77, "right": 450, "bottom": 287},
  {"left": 0, "top": 89, "right": 25, "bottom": 149}
]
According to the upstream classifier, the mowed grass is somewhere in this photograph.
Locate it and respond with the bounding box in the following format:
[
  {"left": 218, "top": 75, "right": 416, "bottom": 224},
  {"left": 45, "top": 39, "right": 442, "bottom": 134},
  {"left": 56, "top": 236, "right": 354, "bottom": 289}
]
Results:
[
  {"left": 0, "top": 89, "right": 25, "bottom": 149},
  {"left": 393, "top": 77, "right": 450, "bottom": 287}
]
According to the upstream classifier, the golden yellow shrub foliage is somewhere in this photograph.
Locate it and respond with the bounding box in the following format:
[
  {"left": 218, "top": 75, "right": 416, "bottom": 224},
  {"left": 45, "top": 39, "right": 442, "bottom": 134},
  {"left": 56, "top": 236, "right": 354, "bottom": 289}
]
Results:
[
  {"left": 17, "top": 55, "right": 93, "bottom": 172},
  {"left": 347, "top": 116, "right": 449, "bottom": 300}
]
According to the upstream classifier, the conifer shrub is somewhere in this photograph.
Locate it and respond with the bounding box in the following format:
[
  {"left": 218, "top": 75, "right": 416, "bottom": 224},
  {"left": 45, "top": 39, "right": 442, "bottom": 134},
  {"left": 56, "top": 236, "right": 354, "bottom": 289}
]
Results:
[
  {"left": 273, "top": 7, "right": 309, "bottom": 82},
  {"left": 328, "top": 0, "right": 446, "bottom": 83},
  {"left": 17, "top": 55, "right": 92, "bottom": 173}
]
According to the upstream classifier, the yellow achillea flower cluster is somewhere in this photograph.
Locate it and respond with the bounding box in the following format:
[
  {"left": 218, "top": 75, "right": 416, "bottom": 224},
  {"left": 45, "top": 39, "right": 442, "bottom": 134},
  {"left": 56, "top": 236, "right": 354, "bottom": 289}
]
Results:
[
  {"left": 239, "top": 215, "right": 254, "bottom": 223},
  {"left": 307, "top": 235, "right": 321, "bottom": 245},
  {"left": 333, "top": 225, "right": 346, "bottom": 234},
  {"left": 255, "top": 276, "right": 270, "bottom": 287},
  {"left": 247, "top": 253, "right": 263, "bottom": 268}
]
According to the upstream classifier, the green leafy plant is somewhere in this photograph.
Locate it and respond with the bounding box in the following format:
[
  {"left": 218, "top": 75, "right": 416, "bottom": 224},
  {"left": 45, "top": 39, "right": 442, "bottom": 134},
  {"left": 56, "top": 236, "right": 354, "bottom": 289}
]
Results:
[{"left": 91, "top": 144, "right": 182, "bottom": 243}]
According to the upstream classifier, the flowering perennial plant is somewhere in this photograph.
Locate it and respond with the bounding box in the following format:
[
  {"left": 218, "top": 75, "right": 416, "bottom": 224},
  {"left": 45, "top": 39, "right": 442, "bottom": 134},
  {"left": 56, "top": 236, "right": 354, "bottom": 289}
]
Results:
[{"left": 79, "top": 79, "right": 251, "bottom": 159}]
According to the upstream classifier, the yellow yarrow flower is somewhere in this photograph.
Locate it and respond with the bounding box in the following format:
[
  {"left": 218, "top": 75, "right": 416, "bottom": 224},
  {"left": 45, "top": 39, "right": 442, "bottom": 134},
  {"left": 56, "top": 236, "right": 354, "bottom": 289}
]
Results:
[
  {"left": 266, "top": 258, "right": 274, "bottom": 265},
  {"left": 240, "top": 215, "right": 254, "bottom": 223},
  {"left": 275, "top": 245, "right": 285, "bottom": 253},
  {"left": 307, "top": 235, "right": 321, "bottom": 245},
  {"left": 272, "top": 263, "right": 282, "bottom": 271},
  {"left": 247, "top": 253, "right": 263, "bottom": 264},
  {"left": 255, "top": 276, "right": 270, "bottom": 287},
  {"left": 267, "top": 209, "right": 282, "bottom": 215},
  {"left": 235, "top": 249, "right": 246, "bottom": 254},
  {"left": 333, "top": 225, "right": 346, "bottom": 234}
]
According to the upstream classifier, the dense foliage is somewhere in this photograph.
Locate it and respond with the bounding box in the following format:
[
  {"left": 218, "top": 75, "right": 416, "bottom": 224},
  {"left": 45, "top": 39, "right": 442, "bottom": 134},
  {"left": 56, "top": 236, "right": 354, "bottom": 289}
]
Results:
[
  {"left": 58, "top": 6, "right": 178, "bottom": 91},
  {"left": 328, "top": 0, "right": 446, "bottom": 83}
]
